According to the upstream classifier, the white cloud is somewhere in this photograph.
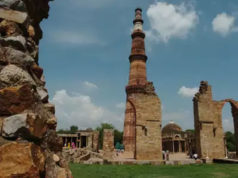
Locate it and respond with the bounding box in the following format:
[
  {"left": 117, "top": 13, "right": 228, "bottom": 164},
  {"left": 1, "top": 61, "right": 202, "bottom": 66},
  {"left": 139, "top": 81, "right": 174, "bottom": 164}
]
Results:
[
  {"left": 51, "top": 30, "right": 105, "bottom": 46},
  {"left": 116, "top": 102, "right": 125, "bottom": 109},
  {"left": 178, "top": 86, "right": 198, "bottom": 98},
  {"left": 52, "top": 90, "right": 123, "bottom": 130},
  {"left": 212, "top": 13, "right": 237, "bottom": 37},
  {"left": 83, "top": 81, "right": 98, "bottom": 89},
  {"left": 223, "top": 118, "right": 234, "bottom": 132},
  {"left": 146, "top": 2, "right": 198, "bottom": 43}
]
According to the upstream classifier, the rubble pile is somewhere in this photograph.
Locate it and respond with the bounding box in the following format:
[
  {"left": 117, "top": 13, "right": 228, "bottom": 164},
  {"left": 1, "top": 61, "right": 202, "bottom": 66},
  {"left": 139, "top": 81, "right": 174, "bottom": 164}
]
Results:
[
  {"left": 63, "top": 148, "right": 104, "bottom": 165},
  {"left": 0, "top": 0, "right": 72, "bottom": 177}
]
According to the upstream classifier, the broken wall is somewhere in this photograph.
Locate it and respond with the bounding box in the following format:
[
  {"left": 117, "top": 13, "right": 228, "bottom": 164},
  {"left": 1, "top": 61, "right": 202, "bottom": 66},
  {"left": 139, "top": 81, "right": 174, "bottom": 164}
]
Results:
[{"left": 0, "top": 0, "right": 72, "bottom": 177}]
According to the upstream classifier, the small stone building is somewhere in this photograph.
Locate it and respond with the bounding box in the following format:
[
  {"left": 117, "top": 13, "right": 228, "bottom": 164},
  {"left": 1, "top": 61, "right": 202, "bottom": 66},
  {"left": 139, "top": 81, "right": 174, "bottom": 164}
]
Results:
[
  {"left": 162, "top": 122, "right": 195, "bottom": 154},
  {"left": 58, "top": 129, "right": 99, "bottom": 152}
]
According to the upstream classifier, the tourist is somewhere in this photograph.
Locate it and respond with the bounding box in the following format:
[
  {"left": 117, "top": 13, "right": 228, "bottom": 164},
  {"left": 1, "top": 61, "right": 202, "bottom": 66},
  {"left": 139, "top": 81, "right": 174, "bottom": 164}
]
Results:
[
  {"left": 166, "top": 150, "right": 170, "bottom": 161},
  {"left": 193, "top": 153, "right": 198, "bottom": 160}
]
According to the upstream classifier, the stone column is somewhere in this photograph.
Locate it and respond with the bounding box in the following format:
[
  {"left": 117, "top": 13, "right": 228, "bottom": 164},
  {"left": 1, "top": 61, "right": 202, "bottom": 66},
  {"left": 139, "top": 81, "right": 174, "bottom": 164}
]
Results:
[
  {"left": 179, "top": 141, "right": 182, "bottom": 152},
  {"left": 231, "top": 102, "right": 238, "bottom": 158},
  {"left": 92, "top": 131, "right": 99, "bottom": 152},
  {"left": 0, "top": 1, "right": 72, "bottom": 177},
  {"left": 103, "top": 129, "right": 114, "bottom": 160},
  {"left": 172, "top": 140, "right": 174, "bottom": 153},
  {"left": 103, "top": 129, "right": 114, "bottom": 152}
]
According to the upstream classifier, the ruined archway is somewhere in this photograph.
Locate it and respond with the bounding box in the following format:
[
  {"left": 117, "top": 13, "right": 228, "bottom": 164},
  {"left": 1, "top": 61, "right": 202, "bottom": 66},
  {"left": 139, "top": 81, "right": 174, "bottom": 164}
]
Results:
[{"left": 193, "top": 81, "right": 238, "bottom": 159}]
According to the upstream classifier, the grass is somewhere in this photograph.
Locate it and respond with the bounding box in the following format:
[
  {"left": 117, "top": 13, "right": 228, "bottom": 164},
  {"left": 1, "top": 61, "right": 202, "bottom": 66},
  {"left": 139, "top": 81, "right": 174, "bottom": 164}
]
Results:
[{"left": 70, "top": 163, "right": 238, "bottom": 178}]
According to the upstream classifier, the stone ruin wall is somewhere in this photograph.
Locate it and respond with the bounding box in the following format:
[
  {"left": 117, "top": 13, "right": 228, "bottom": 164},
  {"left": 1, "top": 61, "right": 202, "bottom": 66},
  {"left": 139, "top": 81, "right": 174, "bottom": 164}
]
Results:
[
  {"left": 103, "top": 129, "right": 114, "bottom": 152},
  {"left": 0, "top": 0, "right": 72, "bottom": 177},
  {"left": 92, "top": 131, "right": 99, "bottom": 152},
  {"left": 193, "top": 81, "right": 238, "bottom": 159},
  {"left": 125, "top": 82, "right": 162, "bottom": 160}
]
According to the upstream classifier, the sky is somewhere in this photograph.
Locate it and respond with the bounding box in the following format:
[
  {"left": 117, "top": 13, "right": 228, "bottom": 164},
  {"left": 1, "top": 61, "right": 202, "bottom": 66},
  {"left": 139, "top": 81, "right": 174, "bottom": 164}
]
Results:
[{"left": 39, "top": 0, "right": 238, "bottom": 132}]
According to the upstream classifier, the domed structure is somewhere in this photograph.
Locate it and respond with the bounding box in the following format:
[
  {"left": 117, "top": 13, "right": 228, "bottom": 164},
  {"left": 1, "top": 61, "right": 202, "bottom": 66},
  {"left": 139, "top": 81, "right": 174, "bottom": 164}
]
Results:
[
  {"left": 162, "top": 121, "right": 182, "bottom": 134},
  {"left": 162, "top": 122, "right": 188, "bottom": 153}
]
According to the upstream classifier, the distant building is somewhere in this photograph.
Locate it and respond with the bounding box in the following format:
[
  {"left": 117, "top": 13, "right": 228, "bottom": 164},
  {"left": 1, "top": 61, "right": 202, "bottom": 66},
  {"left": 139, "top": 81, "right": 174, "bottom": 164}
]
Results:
[
  {"left": 57, "top": 129, "right": 99, "bottom": 152},
  {"left": 162, "top": 122, "right": 195, "bottom": 154}
]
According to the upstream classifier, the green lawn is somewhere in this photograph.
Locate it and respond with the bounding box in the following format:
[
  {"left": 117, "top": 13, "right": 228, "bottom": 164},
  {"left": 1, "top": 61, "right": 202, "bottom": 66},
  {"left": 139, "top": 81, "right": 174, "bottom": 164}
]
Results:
[{"left": 70, "top": 163, "right": 238, "bottom": 178}]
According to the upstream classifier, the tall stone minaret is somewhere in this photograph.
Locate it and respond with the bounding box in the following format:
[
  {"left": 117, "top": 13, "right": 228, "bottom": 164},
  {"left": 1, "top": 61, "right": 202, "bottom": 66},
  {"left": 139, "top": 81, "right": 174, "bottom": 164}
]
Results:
[{"left": 123, "top": 8, "right": 162, "bottom": 160}]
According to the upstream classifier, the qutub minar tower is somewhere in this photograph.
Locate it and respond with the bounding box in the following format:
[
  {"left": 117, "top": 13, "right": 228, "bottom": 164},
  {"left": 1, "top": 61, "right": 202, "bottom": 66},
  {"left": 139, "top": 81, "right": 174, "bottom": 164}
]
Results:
[{"left": 123, "top": 8, "right": 162, "bottom": 160}]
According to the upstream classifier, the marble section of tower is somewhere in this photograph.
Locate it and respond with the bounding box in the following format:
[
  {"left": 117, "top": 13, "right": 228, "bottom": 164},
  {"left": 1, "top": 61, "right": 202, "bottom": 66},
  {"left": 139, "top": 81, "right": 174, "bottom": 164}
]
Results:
[{"left": 123, "top": 8, "right": 162, "bottom": 160}]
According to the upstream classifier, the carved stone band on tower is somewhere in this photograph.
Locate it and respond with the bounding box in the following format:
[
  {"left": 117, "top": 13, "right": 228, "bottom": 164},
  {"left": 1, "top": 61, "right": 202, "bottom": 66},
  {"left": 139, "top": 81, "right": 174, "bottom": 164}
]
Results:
[{"left": 123, "top": 8, "right": 162, "bottom": 160}]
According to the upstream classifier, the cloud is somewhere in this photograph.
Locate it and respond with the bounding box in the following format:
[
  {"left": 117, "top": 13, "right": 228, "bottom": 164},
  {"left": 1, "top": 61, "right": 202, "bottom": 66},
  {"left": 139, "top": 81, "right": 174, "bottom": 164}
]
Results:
[
  {"left": 146, "top": 2, "right": 198, "bottom": 43},
  {"left": 83, "top": 81, "right": 98, "bottom": 89},
  {"left": 212, "top": 13, "right": 237, "bottom": 37},
  {"left": 51, "top": 90, "right": 124, "bottom": 130},
  {"left": 116, "top": 102, "right": 125, "bottom": 109},
  {"left": 50, "top": 30, "right": 105, "bottom": 46},
  {"left": 178, "top": 86, "right": 198, "bottom": 97},
  {"left": 223, "top": 118, "right": 234, "bottom": 132}
]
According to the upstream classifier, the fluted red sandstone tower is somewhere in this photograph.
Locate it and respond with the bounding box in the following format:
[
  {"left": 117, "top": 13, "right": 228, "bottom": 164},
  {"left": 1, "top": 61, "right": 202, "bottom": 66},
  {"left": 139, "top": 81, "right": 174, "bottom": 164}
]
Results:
[{"left": 123, "top": 8, "right": 162, "bottom": 160}]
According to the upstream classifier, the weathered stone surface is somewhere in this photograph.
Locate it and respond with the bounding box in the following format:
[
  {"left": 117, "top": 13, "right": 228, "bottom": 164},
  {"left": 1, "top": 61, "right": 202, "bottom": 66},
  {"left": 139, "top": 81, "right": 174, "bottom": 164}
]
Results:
[
  {"left": 0, "top": 0, "right": 72, "bottom": 176},
  {"left": 0, "top": 35, "right": 26, "bottom": 51},
  {"left": 31, "top": 63, "right": 43, "bottom": 79},
  {"left": 53, "top": 154, "right": 60, "bottom": 162},
  {"left": 0, "top": 0, "right": 26, "bottom": 12},
  {"left": 92, "top": 131, "right": 99, "bottom": 152},
  {"left": 2, "top": 113, "right": 47, "bottom": 139},
  {"left": 37, "top": 87, "right": 48, "bottom": 103},
  {"left": 0, "top": 7, "right": 27, "bottom": 23},
  {"left": 0, "top": 85, "right": 35, "bottom": 115},
  {"left": 103, "top": 129, "right": 114, "bottom": 152},
  {"left": 2, "top": 113, "right": 28, "bottom": 138},
  {"left": 0, "top": 64, "right": 35, "bottom": 88},
  {"left": 193, "top": 81, "right": 238, "bottom": 159},
  {"left": 0, "top": 117, "right": 4, "bottom": 136},
  {"left": 0, "top": 47, "right": 34, "bottom": 66},
  {"left": 42, "top": 130, "right": 62, "bottom": 152},
  {"left": 44, "top": 103, "right": 55, "bottom": 114},
  {"left": 0, "top": 142, "right": 45, "bottom": 178},
  {"left": 0, "top": 20, "right": 22, "bottom": 37}
]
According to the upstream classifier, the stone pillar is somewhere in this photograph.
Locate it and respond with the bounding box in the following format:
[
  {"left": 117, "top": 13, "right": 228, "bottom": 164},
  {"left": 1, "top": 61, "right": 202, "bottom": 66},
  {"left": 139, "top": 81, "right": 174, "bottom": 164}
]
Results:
[
  {"left": 0, "top": 1, "right": 72, "bottom": 177},
  {"left": 103, "top": 129, "right": 114, "bottom": 152},
  {"left": 179, "top": 141, "right": 182, "bottom": 152},
  {"left": 231, "top": 101, "right": 238, "bottom": 158},
  {"left": 92, "top": 131, "right": 99, "bottom": 152},
  {"left": 193, "top": 81, "right": 225, "bottom": 159},
  {"left": 172, "top": 140, "right": 174, "bottom": 153},
  {"left": 87, "top": 134, "right": 93, "bottom": 150}
]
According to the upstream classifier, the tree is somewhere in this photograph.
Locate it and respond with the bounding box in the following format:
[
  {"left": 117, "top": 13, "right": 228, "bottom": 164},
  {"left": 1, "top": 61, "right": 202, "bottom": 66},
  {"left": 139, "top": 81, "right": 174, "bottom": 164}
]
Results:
[
  {"left": 70, "top": 125, "right": 78, "bottom": 133},
  {"left": 114, "top": 129, "right": 123, "bottom": 145},
  {"left": 225, "top": 131, "right": 236, "bottom": 152}
]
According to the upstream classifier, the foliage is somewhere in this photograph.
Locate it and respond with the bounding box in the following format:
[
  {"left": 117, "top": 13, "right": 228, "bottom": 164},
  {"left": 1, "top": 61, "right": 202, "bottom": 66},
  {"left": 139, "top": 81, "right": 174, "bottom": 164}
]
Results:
[
  {"left": 70, "top": 164, "right": 238, "bottom": 178},
  {"left": 57, "top": 125, "right": 78, "bottom": 134},
  {"left": 225, "top": 131, "right": 236, "bottom": 152},
  {"left": 70, "top": 125, "right": 78, "bottom": 133},
  {"left": 185, "top": 129, "right": 195, "bottom": 134},
  {"left": 114, "top": 129, "right": 123, "bottom": 145}
]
